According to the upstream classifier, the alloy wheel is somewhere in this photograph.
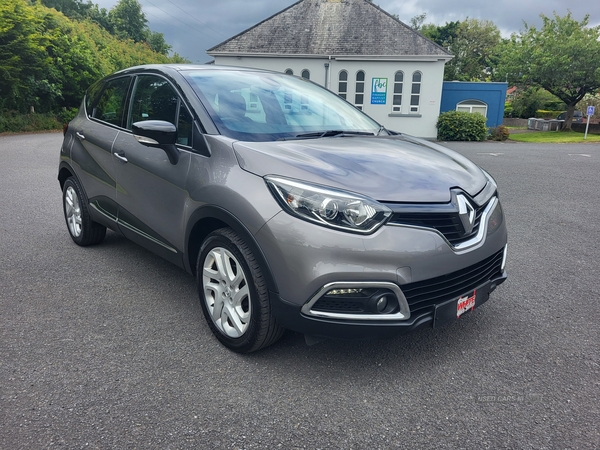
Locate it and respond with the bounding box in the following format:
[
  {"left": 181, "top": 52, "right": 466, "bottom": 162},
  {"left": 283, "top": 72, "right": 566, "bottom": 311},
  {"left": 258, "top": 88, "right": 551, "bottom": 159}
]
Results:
[
  {"left": 202, "top": 247, "right": 251, "bottom": 338},
  {"left": 64, "top": 186, "right": 82, "bottom": 238}
]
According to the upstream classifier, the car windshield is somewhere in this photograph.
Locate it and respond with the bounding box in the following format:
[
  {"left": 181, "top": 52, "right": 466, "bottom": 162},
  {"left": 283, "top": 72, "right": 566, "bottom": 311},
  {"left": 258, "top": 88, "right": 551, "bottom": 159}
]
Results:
[{"left": 183, "top": 69, "right": 381, "bottom": 142}]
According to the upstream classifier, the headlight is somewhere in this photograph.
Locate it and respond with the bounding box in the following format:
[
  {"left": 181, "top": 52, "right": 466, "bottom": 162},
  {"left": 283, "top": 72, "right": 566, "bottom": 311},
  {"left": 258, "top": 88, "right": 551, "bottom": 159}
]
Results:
[
  {"left": 265, "top": 176, "right": 391, "bottom": 234},
  {"left": 486, "top": 199, "right": 504, "bottom": 236}
]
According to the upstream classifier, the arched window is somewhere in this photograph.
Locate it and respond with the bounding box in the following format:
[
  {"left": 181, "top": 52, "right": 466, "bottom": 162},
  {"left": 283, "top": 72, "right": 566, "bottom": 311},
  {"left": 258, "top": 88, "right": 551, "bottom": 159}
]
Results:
[
  {"left": 301, "top": 69, "right": 310, "bottom": 80},
  {"left": 284, "top": 69, "right": 294, "bottom": 75},
  {"left": 410, "top": 71, "right": 422, "bottom": 113},
  {"left": 392, "top": 71, "right": 404, "bottom": 112},
  {"left": 355, "top": 70, "right": 365, "bottom": 110},
  {"left": 338, "top": 70, "right": 348, "bottom": 99},
  {"left": 457, "top": 100, "right": 488, "bottom": 117}
]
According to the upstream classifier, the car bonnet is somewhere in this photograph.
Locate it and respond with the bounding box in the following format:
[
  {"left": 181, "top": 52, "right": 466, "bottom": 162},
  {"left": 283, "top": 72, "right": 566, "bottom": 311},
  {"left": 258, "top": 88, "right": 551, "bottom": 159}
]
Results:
[{"left": 233, "top": 136, "right": 487, "bottom": 203}]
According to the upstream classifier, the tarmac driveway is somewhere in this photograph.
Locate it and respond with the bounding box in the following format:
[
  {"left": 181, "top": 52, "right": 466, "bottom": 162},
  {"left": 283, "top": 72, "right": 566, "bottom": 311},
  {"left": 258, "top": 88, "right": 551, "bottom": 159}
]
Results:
[{"left": 1, "top": 133, "right": 598, "bottom": 449}]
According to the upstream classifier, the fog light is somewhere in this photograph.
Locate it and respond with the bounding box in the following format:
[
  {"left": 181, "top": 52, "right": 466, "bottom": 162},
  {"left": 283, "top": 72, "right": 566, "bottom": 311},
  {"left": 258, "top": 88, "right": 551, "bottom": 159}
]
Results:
[{"left": 376, "top": 296, "right": 388, "bottom": 312}]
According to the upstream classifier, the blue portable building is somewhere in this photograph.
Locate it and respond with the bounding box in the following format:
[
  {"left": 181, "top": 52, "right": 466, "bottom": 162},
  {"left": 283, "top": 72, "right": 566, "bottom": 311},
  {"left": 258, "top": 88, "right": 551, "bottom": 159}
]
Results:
[{"left": 440, "top": 82, "right": 508, "bottom": 128}]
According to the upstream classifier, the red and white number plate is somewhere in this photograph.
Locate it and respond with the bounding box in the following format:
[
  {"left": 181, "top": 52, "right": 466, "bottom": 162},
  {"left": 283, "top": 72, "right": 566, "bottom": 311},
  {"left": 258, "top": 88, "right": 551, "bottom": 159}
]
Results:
[{"left": 457, "top": 290, "right": 476, "bottom": 318}]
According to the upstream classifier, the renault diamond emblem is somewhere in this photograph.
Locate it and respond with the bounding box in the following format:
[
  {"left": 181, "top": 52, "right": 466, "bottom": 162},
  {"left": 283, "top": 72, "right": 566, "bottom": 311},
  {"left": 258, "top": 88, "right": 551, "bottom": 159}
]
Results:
[{"left": 457, "top": 194, "right": 476, "bottom": 234}]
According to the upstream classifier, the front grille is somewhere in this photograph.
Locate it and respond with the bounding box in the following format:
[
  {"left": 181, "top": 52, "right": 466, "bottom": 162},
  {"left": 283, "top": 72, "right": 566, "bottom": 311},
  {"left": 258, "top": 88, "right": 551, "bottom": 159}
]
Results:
[
  {"left": 388, "top": 200, "right": 488, "bottom": 245},
  {"left": 402, "top": 248, "right": 504, "bottom": 314}
]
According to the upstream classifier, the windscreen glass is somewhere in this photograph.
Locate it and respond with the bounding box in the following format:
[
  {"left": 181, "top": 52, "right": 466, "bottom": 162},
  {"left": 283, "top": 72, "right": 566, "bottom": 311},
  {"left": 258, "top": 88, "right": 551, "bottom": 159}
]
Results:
[{"left": 184, "top": 69, "right": 380, "bottom": 141}]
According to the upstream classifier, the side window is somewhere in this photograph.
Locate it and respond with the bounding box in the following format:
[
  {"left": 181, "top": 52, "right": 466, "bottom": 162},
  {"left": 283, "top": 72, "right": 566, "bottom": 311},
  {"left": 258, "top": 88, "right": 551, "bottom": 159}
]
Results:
[
  {"left": 355, "top": 71, "right": 365, "bottom": 110},
  {"left": 129, "top": 75, "right": 193, "bottom": 148},
  {"left": 338, "top": 70, "right": 348, "bottom": 100},
  {"left": 456, "top": 100, "right": 488, "bottom": 117},
  {"left": 91, "top": 77, "right": 131, "bottom": 127},
  {"left": 301, "top": 69, "right": 310, "bottom": 80},
  {"left": 392, "top": 71, "right": 403, "bottom": 112},
  {"left": 177, "top": 106, "right": 194, "bottom": 147},
  {"left": 410, "top": 71, "right": 422, "bottom": 113},
  {"left": 130, "top": 75, "right": 178, "bottom": 126}
]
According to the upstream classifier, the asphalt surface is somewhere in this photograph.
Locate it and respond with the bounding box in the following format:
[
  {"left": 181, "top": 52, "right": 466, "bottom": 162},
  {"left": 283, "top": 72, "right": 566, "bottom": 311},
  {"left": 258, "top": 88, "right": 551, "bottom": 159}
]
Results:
[{"left": 1, "top": 133, "right": 598, "bottom": 449}]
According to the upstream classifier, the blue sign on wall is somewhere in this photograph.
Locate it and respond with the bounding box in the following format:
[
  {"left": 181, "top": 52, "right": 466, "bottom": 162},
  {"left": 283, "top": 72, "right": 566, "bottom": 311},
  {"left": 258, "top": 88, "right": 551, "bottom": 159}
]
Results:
[{"left": 371, "top": 78, "right": 388, "bottom": 105}]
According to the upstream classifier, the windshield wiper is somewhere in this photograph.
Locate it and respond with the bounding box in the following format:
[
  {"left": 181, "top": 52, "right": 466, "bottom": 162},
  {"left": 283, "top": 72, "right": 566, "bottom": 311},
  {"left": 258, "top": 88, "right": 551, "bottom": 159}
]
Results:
[{"left": 279, "top": 130, "right": 376, "bottom": 141}]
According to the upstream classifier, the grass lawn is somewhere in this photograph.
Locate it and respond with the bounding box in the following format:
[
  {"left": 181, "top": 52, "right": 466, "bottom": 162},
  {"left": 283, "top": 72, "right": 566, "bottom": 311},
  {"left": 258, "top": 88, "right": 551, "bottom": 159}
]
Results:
[{"left": 509, "top": 130, "right": 600, "bottom": 143}]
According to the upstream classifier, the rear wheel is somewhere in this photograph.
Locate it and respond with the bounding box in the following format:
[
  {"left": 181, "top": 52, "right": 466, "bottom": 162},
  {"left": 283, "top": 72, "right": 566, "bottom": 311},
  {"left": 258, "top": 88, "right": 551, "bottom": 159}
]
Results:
[
  {"left": 62, "top": 177, "right": 106, "bottom": 246},
  {"left": 197, "top": 228, "right": 284, "bottom": 353}
]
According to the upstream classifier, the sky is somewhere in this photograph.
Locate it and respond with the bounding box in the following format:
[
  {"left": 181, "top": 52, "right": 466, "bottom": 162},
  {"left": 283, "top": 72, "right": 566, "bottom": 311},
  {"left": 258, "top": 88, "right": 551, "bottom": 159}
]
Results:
[{"left": 94, "top": 0, "right": 600, "bottom": 63}]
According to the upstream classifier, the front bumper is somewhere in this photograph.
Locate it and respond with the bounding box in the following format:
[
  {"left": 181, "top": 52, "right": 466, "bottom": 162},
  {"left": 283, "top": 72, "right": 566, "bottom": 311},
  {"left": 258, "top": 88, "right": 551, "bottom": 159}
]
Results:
[
  {"left": 255, "top": 198, "right": 508, "bottom": 339},
  {"left": 270, "top": 269, "right": 507, "bottom": 340}
]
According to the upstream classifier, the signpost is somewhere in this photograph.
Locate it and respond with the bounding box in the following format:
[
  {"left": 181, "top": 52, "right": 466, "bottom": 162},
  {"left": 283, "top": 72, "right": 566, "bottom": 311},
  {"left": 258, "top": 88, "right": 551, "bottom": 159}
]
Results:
[{"left": 584, "top": 106, "right": 595, "bottom": 140}]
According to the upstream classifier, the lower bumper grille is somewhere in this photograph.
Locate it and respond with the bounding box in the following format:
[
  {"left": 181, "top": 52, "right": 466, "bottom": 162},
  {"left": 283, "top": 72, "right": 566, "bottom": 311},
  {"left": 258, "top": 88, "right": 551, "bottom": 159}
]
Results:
[
  {"left": 302, "top": 249, "right": 505, "bottom": 321},
  {"left": 402, "top": 248, "right": 505, "bottom": 314}
]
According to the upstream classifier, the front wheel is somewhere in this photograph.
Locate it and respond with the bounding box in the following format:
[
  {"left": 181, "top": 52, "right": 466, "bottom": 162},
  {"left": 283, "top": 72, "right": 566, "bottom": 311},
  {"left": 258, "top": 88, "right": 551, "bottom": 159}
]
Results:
[
  {"left": 197, "top": 228, "right": 283, "bottom": 353},
  {"left": 62, "top": 177, "right": 106, "bottom": 246}
]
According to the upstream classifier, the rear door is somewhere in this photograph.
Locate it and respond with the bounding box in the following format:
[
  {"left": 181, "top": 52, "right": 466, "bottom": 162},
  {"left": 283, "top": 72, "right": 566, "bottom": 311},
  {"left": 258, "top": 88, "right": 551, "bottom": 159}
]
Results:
[{"left": 71, "top": 76, "right": 132, "bottom": 225}]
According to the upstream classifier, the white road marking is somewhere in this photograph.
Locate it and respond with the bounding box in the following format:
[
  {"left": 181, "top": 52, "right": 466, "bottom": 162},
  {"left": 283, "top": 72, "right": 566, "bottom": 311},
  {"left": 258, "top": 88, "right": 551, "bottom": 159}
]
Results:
[
  {"left": 477, "top": 153, "right": 504, "bottom": 157},
  {"left": 568, "top": 154, "right": 592, "bottom": 157}
]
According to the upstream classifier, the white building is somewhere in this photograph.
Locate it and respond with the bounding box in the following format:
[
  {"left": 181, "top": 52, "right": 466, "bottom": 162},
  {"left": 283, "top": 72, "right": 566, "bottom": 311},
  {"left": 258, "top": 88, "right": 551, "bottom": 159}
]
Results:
[{"left": 207, "top": 0, "right": 452, "bottom": 138}]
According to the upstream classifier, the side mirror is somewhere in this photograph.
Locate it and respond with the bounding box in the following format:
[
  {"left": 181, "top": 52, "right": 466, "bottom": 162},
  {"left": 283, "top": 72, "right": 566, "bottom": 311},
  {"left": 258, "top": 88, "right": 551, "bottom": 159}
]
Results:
[{"left": 132, "top": 120, "right": 180, "bottom": 165}]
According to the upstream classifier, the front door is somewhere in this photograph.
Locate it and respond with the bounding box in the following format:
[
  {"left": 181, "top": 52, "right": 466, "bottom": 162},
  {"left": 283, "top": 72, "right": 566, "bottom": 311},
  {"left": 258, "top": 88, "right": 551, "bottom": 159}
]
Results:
[{"left": 112, "top": 74, "right": 194, "bottom": 264}]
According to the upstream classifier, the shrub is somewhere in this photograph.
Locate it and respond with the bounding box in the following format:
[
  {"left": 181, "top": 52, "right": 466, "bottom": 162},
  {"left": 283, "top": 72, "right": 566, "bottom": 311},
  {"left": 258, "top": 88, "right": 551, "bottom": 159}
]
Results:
[
  {"left": 436, "top": 111, "right": 488, "bottom": 141},
  {"left": 56, "top": 107, "right": 78, "bottom": 124},
  {"left": 488, "top": 125, "right": 510, "bottom": 141},
  {"left": 0, "top": 111, "right": 63, "bottom": 133},
  {"left": 535, "top": 110, "right": 564, "bottom": 119},
  {"left": 511, "top": 87, "right": 565, "bottom": 119}
]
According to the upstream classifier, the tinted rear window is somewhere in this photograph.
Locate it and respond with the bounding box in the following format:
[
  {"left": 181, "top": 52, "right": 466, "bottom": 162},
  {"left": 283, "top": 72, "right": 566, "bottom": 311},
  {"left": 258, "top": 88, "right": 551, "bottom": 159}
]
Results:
[{"left": 90, "top": 77, "right": 132, "bottom": 128}]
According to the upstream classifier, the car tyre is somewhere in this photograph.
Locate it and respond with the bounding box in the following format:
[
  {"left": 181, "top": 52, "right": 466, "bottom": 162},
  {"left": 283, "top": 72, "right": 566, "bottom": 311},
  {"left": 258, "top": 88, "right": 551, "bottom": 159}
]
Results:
[
  {"left": 62, "top": 177, "right": 106, "bottom": 246},
  {"left": 198, "top": 228, "right": 284, "bottom": 353}
]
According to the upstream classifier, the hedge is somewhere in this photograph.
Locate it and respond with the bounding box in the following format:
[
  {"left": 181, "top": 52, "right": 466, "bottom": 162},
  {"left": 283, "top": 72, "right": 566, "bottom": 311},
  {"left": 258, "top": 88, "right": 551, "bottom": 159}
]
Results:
[{"left": 436, "top": 111, "right": 488, "bottom": 141}]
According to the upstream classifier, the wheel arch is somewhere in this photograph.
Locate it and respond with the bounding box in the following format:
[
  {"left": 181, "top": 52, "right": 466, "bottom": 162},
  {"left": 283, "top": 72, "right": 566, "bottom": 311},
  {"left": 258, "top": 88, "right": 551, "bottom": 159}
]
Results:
[
  {"left": 58, "top": 161, "right": 76, "bottom": 191},
  {"left": 184, "top": 206, "right": 279, "bottom": 295}
]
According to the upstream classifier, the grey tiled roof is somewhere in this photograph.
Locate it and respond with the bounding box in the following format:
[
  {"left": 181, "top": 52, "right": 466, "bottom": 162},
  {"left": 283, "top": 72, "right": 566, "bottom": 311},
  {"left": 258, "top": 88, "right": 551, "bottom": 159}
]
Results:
[{"left": 207, "top": 0, "right": 451, "bottom": 57}]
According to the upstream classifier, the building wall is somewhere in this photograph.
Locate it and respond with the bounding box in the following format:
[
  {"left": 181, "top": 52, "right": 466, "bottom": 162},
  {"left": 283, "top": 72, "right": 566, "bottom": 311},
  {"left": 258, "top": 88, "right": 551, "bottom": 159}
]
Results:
[
  {"left": 440, "top": 82, "right": 508, "bottom": 128},
  {"left": 213, "top": 55, "right": 447, "bottom": 138}
]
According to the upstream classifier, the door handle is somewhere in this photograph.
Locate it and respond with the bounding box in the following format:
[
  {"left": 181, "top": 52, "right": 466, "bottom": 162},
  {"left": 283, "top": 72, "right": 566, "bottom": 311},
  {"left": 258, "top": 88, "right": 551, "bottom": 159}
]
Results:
[
  {"left": 76, "top": 132, "right": 85, "bottom": 140},
  {"left": 113, "top": 152, "right": 128, "bottom": 163}
]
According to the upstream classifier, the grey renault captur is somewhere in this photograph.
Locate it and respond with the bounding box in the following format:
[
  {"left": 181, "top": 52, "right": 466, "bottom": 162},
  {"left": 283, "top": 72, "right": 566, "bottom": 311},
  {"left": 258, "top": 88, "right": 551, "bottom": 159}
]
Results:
[{"left": 59, "top": 64, "right": 507, "bottom": 352}]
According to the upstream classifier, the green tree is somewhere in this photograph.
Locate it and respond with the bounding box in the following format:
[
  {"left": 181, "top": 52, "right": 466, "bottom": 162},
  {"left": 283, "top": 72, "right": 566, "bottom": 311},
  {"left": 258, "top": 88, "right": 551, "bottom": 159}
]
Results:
[
  {"left": 0, "top": 0, "right": 48, "bottom": 111},
  {"left": 576, "top": 93, "right": 600, "bottom": 120},
  {"left": 1, "top": 0, "right": 186, "bottom": 115},
  {"left": 86, "top": 4, "right": 112, "bottom": 33},
  {"left": 409, "top": 13, "right": 427, "bottom": 32},
  {"left": 419, "top": 19, "right": 500, "bottom": 81},
  {"left": 444, "top": 19, "right": 502, "bottom": 81},
  {"left": 421, "top": 21, "right": 460, "bottom": 49},
  {"left": 108, "top": 0, "right": 147, "bottom": 43},
  {"left": 500, "top": 12, "right": 600, "bottom": 130},
  {"left": 510, "top": 87, "right": 565, "bottom": 119},
  {"left": 39, "top": 0, "right": 93, "bottom": 20},
  {"left": 147, "top": 31, "right": 171, "bottom": 56}
]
